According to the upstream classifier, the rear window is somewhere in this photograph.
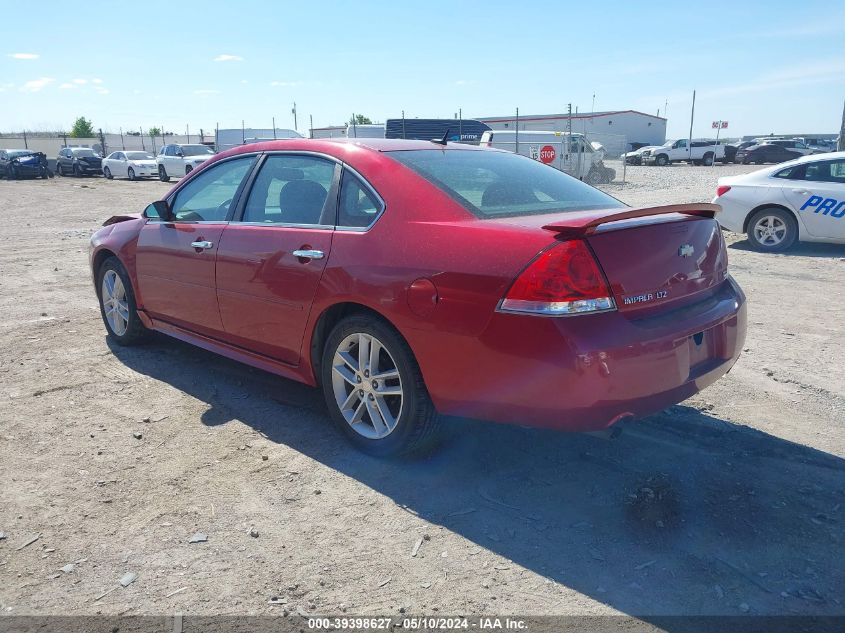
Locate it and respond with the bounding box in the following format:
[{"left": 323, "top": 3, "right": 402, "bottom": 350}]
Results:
[{"left": 388, "top": 149, "right": 623, "bottom": 218}]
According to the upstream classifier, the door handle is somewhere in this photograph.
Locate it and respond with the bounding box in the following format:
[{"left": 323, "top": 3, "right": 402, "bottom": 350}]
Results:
[
  {"left": 190, "top": 240, "right": 214, "bottom": 250},
  {"left": 791, "top": 189, "right": 809, "bottom": 195},
  {"left": 292, "top": 249, "right": 324, "bottom": 260}
]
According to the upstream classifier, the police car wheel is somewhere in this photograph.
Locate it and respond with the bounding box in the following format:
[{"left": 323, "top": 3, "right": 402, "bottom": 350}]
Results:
[{"left": 747, "top": 208, "right": 797, "bottom": 252}]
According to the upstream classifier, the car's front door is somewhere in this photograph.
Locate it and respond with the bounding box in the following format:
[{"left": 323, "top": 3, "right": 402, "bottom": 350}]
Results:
[
  {"left": 113, "top": 152, "right": 127, "bottom": 177},
  {"left": 781, "top": 158, "right": 845, "bottom": 240},
  {"left": 135, "top": 154, "right": 257, "bottom": 336},
  {"left": 215, "top": 153, "right": 339, "bottom": 364}
]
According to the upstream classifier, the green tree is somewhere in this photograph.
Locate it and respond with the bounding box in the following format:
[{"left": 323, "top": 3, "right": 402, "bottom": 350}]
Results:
[
  {"left": 69, "top": 116, "right": 95, "bottom": 138},
  {"left": 350, "top": 114, "right": 372, "bottom": 125},
  {"left": 148, "top": 126, "right": 161, "bottom": 137}
]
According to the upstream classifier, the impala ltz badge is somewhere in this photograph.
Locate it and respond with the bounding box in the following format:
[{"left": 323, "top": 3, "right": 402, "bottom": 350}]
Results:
[
  {"left": 623, "top": 290, "right": 669, "bottom": 305},
  {"left": 679, "top": 244, "right": 694, "bottom": 257}
]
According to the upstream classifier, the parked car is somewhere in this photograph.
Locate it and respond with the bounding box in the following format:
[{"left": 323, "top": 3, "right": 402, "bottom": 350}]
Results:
[
  {"left": 795, "top": 138, "right": 835, "bottom": 153},
  {"left": 57, "top": 147, "right": 102, "bottom": 176},
  {"left": 764, "top": 139, "right": 816, "bottom": 156},
  {"left": 0, "top": 149, "right": 49, "bottom": 179},
  {"left": 89, "top": 138, "right": 746, "bottom": 456},
  {"left": 714, "top": 151, "right": 845, "bottom": 251},
  {"left": 102, "top": 151, "right": 158, "bottom": 180},
  {"left": 641, "top": 139, "right": 726, "bottom": 166},
  {"left": 156, "top": 143, "right": 215, "bottom": 181},
  {"left": 734, "top": 143, "right": 801, "bottom": 165},
  {"left": 480, "top": 130, "right": 614, "bottom": 183},
  {"left": 623, "top": 145, "right": 659, "bottom": 165}
]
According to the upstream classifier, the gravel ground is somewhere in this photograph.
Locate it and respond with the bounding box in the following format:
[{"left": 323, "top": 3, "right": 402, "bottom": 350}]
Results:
[{"left": 0, "top": 164, "right": 843, "bottom": 624}]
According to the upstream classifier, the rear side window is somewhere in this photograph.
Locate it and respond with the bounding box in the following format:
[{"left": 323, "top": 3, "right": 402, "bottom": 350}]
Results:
[
  {"left": 804, "top": 160, "right": 845, "bottom": 184},
  {"left": 241, "top": 154, "right": 336, "bottom": 225},
  {"left": 337, "top": 171, "right": 383, "bottom": 228},
  {"left": 388, "top": 149, "right": 623, "bottom": 218}
]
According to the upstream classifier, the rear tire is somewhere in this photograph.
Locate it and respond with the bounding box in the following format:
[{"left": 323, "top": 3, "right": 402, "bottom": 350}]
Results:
[
  {"left": 96, "top": 257, "right": 149, "bottom": 346},
  {"left": 158, "top": 165, "right": 170, "bottom": 182},
  {"left": 702, "top": 152, "right": 714, "bottom": 166},
  {"left": 185, "top": 165, "right": 193, "bottom": 175},
  {"left": 746, "top": 207, "right": 797, "bottom": 252},
  {"left": 321, "top": 315, "right": 441, "bottom": 456}
]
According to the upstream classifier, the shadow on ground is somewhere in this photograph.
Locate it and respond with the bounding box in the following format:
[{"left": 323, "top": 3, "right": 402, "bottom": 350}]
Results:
[
  {"left": 110, "top": 334, "right": 845, "bottom": 626},
  {"left": 728, "top": 240, "right": 845, "bottom": 258}
]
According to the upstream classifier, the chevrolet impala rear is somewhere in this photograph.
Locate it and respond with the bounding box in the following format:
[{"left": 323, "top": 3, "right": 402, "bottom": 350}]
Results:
[{"left": 89, "top": 139, "right": 746, "bottom": 455}]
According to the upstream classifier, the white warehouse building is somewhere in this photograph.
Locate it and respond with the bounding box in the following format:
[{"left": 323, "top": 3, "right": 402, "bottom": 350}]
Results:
[{"left": 476, "top": 110, "right": 667, "bottom": 156}]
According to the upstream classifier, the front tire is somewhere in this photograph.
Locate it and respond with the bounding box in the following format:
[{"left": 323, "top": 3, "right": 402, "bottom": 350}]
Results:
[
  {"left": 127, "top": 167, "right": 136, "bottom": 181},
  {"left": 746, "top": 207, "right": 797, "bottom": 252},
  {"left": 73, "top": 163, "right": 81, "bottom": 177},
  {"left": 158, "top": 165, "right": 170, "bottom": 182},
  {"left": 96, "top": 257, "right": 148, "bottom": 345},
  {"left": 702, "top": 152, "right": 714, "bottom": 166},
  {"left": 321, "top": 315, "right": 440, "bottom": 456},
  {"left": 655, "top": 154, "right": 669, "bottom": 166},
  {"left": 185, "top": 165, "right": 193, "bottom": 175},
  {"left": 104, "top": 167, "right": 113, "bottom": 180}
]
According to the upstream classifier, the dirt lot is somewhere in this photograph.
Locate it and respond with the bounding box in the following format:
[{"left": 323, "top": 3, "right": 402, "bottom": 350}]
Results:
[{"left": 1, "top": 164, "right": 843, "bottom": 623}]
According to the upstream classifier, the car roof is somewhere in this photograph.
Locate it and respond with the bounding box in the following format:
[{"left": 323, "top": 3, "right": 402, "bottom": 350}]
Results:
[{"left": 213, "top": 138, "right": 495, "bottom": 162}]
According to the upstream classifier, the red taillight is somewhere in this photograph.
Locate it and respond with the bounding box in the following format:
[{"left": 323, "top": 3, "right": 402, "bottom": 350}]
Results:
[
  {"left": 716, "top": 185, "right": 731, "bottom": 197},
  {"left": 499, "top": 240, "right": 615, "bottom": 316}
]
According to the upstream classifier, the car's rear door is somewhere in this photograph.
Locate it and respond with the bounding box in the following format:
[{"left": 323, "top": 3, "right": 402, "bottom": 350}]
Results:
[
  {"left": 135, "top": 154, "right": 258, "bottom": 337},
  {"left": 214, "top": 152, "right": 340, "bottom": 364},
  {"left": 780, "top": 158, "right": 845, "bottom": 239}
]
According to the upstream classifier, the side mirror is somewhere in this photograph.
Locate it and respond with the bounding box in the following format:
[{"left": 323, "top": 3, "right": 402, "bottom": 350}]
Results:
[
  {"left": 144, "top": 200, "right": 174, "bottom": 221},
  {"left": 176, "top": 151, "right": 184, "bottom": 157}
]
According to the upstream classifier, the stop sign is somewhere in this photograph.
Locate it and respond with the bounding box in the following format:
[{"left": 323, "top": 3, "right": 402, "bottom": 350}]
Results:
[{"left": 539, "top": 145, "right": 556, "bottom": 164}]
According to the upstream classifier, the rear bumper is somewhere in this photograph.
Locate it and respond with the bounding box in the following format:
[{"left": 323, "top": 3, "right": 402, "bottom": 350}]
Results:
[{"left": 415, "top": 277, "right": 747, "bottom": 431}]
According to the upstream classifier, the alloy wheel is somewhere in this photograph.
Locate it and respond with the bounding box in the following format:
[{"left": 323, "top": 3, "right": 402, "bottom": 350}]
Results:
[
  {"left": 752, "top": 215, "right": 787, "bottom": 247},
  {"left": 101, "top": 269, "right": 130, "bottom": 336},
  {"left": 331, "top": 332, "right": 403, "bottom": 439}
]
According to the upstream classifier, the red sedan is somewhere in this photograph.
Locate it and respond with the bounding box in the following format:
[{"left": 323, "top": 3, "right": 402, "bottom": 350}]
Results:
[{"left": 90, "top": 139, "right": 746, "bottom": 455}]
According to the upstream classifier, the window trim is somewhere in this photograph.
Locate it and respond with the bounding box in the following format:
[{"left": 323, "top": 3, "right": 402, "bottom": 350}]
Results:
[
  {"left": 335, "top": 164, "right": 387, "bottom": 232},
  {"left": 230, "top": 150, "right": 344, "bottom": 230},
  {"left": 157, "top": 153, "right": 260, "bottom": 224}
]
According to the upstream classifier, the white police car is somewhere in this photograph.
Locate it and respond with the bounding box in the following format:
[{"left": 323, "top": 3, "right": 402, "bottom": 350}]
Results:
[{"left": 713, "top": 152, "right": 845, "bottom": 252}]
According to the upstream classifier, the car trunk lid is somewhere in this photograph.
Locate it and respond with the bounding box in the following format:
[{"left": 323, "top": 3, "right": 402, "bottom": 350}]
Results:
[{"left": 539, "top": 204, "right": 728, "bottom": 314}]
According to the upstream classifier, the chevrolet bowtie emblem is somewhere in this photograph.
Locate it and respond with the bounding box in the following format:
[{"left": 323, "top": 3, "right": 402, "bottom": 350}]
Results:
[{"left": 679, "top": 244, "right": 694, "bottom": 257}]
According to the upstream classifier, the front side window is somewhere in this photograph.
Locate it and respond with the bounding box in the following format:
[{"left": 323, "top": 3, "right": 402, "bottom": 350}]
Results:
[
  {"left": 241, "top": 154, "right": 336, "bottom": 225},
  {"left": 165, "top": 146, "right": 176, "bottom": 156},
  {"left": 126, "top": 151, "right": 153, "bottom": 160},
  {"left": 169, "top": 155, "right": 256, "bottom": 222},
  {"left": 389, "top": 149, "right": 623, "bottom": 218},
  {"left": 338, "top": 170, "right": 382, "bottom": 228}
]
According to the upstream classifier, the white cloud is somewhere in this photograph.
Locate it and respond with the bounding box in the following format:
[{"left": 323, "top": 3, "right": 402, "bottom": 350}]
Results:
[
  {"left": 20, "top": 77, "right": 54, "bottom": 92},
  {"left": 270, "top": 81, "right": 300, "bottom": 87},
  {"left": 59, "top": 83, "right": 76, "bottom": 90},
  {"left": 95, "top": 87, "right": 110, "bottom": 95},
  {"left": 193, "top": 89, "right": 220, "bottom": 95},
  {"left": 92, "top": 78, "right": 103, "bottom": 84},
  {"left": 0, "top": 82, "right": 14, "bottom": 92},
  {"left": 8, "top": 53, "right": 39, "bottom": 60},
  {"left": 241, "top": 79, "right": 248, "bottom": 84},
  {"left": 72, "top": 78, "right": 88, "bottom": 85},
  {"left": 213, "top": 54, "right": 243, "bottom": 62}
]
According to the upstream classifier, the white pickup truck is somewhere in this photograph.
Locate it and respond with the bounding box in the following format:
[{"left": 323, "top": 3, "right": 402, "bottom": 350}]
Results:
[{"left": 641, "top": 139, "right": 726, "bottom": 166}]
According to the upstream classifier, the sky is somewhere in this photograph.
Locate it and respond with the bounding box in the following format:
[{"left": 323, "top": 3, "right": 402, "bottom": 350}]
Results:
[{"left": 1, "top": 1, "right": 843, "bottom": 140}]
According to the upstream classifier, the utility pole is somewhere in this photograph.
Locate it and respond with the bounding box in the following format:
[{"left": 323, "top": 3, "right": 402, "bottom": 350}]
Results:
[
  {"left": 515, "top": 107, "right": 519, "bottom": 155},
  {"left": 688, "top": 90, "right": 696, "bottom": 163},
  {"left": 401, "top": 110, "right": 406, "bottom": 139},
  {"left": 591, "top": 93, "right": 595, "bottom": 113},
  {"left": 139, "top": 127, "right": 145, "bottom": 151},
  {"left": 458, "top": 107, "right": 462, "bottom": 140},
  {"left": 120, "top": 127, "right": 125, "bottom": 150},
  {"left": 309, "top": 114, "right": 313, "bottom": 139},
  {"left": 272, "top": 117, "right": 277, "bottom": 139},
  {"left": 839, "top": 99, "right": 845, "bottom": 152},
  {"left": 292, "top": 102, "right": 297, "bottom": 131}
]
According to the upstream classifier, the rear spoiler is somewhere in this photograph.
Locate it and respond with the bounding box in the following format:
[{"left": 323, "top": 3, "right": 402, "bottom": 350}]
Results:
[{"left": 541, "top": 203, "right": 720, "bottom": 238}]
